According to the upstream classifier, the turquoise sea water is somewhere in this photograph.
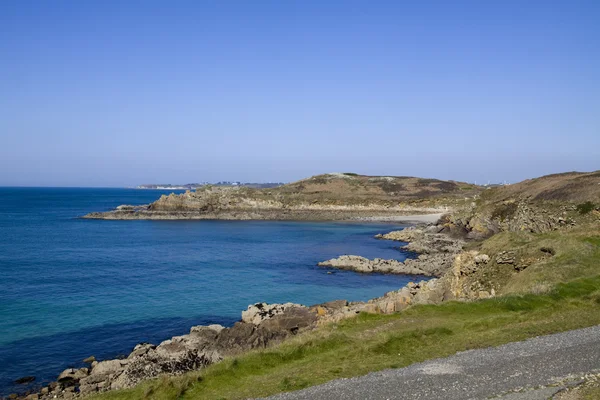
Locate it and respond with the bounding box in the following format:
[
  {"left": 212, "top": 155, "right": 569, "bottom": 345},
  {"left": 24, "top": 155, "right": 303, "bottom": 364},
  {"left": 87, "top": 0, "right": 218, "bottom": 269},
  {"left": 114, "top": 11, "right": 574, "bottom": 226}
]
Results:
[{"left": 0, "top": 188, "right": 418, "bottom": 395}]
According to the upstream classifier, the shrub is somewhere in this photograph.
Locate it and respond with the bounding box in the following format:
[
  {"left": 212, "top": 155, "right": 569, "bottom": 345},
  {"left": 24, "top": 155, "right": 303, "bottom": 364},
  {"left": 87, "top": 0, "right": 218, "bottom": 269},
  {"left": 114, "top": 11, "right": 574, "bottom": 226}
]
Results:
[
  {"left": 576, "top": 201, "right": 596, "bottom": 215},
  {"left": 491, "top": 202, "right": 518, "bottom": 222}
]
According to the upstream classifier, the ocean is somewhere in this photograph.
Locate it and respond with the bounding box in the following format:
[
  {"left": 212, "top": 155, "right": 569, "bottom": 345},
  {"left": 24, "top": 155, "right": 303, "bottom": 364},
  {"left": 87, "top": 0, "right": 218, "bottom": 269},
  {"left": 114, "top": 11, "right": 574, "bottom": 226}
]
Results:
[{"left": 0, "top": 188, "right": 418, "bottom": 396}]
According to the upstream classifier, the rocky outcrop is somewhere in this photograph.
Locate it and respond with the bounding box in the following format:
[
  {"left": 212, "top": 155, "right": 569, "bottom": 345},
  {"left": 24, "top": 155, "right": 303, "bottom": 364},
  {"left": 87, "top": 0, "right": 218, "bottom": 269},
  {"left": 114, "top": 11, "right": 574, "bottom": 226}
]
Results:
[
  {"left": 318, "top": 256, "right": 431, "bottom": 275},
  {"left": 241, "top": 302, "right": 304, "bottom": 325},
  {"left": 317, "top": 225, "right": 464, "bottom": 278},
  {"left": 18, "top": 303, "right": 319, "bottom": 400},
  {"left": 442, "top": 200, "right": 583, "bottom": 240},
  {"left": 82, "top": 181, "right": 453, "bottom": 221}
]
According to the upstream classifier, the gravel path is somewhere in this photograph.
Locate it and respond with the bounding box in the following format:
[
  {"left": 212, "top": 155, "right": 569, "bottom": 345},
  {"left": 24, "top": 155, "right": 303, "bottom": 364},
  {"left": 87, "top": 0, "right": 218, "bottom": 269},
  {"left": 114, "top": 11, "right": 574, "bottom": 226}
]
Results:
[{"left": 265, "top": 325, "right": 600, "bottom": 400}]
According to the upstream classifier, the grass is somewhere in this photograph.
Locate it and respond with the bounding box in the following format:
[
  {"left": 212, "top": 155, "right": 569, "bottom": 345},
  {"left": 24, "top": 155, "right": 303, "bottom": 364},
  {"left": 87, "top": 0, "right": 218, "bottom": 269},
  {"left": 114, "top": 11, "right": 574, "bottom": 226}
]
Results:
[
  {"left": 92, "top": 274, "right": 600, "bottom": 400},
  {"left": 464, "top": 223, "right": 600, "bottom": 295},
  {"left": 89, "top": 224, "right": 600, "bottom": 399}
]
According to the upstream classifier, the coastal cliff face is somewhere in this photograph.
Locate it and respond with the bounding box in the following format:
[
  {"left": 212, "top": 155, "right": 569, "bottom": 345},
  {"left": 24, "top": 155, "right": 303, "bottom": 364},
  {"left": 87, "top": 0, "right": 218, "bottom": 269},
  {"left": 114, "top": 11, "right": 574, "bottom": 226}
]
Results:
[{"left": 83, "top": 173, "right": 481, "bottom": 220}]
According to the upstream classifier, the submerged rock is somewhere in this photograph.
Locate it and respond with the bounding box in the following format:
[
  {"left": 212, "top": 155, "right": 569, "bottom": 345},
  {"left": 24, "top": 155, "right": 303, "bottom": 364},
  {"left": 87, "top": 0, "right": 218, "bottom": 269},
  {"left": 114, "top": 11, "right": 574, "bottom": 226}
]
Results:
[{"left": 13, "top": 376, "right": 35, "bottom": 385}]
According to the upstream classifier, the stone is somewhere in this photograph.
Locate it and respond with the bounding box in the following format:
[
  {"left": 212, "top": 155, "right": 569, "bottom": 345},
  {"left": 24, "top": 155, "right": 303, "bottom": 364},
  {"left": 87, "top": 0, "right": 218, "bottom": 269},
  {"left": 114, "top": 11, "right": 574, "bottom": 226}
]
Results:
[
  {"left": 57, "top": 368, "right": 88, "bottom": 384},
  {"left": 241, "top": 302, "right": 304, "bottom": 325},
  {"left": 83, "top": 355, "right": 96, "bottom": 363},
  {"left": 91, "top": 359, "right": 125, "bottom": 376},
  {"left": 14, "top": 376, "right": 35, "bottom": 384},
  {"left": 496, "top": 251, "right": 517, "bottom": 264},
  {"left": 318, "top": 255, "right": 431, "bottom": 276},
  {"left": 474, "top": 254, "right": 490, "bottom": 264},
  {"left": 259, "top": 306, "right": 317, "bottom": 333},
  {"left": 127, "top": 343, "right": 156, "bottom": 359}
]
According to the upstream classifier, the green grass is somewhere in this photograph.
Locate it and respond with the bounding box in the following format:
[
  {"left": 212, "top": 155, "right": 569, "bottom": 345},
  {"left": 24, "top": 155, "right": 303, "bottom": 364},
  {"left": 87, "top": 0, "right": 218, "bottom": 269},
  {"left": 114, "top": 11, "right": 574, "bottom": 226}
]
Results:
[
  {"left": 467, "top": 224, "right": 600, "bottom": 295},
  {"left": 92, "top": 275, "right": 600, "bottom": 400}
]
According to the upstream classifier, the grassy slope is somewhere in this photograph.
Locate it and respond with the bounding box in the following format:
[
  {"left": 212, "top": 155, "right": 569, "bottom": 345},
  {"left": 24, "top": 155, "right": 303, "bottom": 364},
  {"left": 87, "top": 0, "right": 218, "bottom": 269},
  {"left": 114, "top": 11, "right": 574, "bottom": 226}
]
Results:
[
  {"left": 154, "top": 173, "right": 482, "bottom": 211},
  {"left": 92, "top": 225, "right": 600, "bottom": 400},
  {"left": 460, "top": 223, "right": 600, "bottom": 295}
]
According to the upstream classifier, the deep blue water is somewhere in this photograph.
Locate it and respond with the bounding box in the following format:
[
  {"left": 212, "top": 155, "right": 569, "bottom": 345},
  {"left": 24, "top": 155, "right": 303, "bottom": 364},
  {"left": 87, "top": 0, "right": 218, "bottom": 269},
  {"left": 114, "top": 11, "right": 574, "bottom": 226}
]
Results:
[{"left": 0, "top": 188, "right": 417, "bottom": 395}]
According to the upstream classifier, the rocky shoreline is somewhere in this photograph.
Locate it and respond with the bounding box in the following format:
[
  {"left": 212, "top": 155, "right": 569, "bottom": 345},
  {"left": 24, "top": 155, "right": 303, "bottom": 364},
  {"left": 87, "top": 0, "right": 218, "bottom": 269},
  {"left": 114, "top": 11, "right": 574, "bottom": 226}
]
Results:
[
  {"left": 7, "top": 220, "right": 472, "bottom": 400},
  {"left": 82, "top": 207, "right": 445, "bottom": 222},
  {"left": 318, "top": 224, "right": 464, "bottom": 277}
]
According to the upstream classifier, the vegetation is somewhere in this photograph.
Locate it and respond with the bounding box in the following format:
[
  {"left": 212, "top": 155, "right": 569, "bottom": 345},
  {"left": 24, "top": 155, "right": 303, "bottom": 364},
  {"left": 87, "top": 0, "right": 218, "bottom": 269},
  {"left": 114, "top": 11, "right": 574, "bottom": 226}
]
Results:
[
  {"left": 91, "top": 171, "right": 600, "bottom": 399},
  {"left": 577, "top": 201, "right": 596, "bottom": 215},
  {"left": 452, "top": 223, "right": 600, "bottom": 297},
  {"left": 93, "top": 272, "right": 600, "bottom": 400},
  {"left": 490, "top": 202, "right": 518, "bottom": 221}
]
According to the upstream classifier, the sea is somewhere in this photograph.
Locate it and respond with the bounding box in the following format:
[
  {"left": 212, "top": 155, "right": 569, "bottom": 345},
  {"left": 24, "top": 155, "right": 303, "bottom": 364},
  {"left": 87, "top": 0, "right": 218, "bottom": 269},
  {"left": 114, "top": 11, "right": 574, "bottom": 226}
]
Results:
[{"left": 0, "top": 187, "right": 419, "bottom": 396}]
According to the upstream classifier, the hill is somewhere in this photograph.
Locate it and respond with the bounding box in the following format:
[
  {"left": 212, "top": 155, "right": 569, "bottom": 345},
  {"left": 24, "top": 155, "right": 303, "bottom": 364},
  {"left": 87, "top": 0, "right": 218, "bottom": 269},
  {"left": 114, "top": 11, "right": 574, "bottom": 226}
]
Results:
[
  {"left": 442, "top": 171, "right": 600, "bottom": 239},
  {"left": 480, "top": 170, "right": 600, "bottom": 203},
  {"left": 83, "top": 173, "right": 482, "bottom": 220}
]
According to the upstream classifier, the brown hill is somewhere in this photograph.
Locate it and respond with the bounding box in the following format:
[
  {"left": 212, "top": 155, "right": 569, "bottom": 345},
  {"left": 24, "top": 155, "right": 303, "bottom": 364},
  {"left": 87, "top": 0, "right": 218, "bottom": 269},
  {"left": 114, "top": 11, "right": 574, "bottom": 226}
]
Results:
[
  {"left": 84, "top": 173, "right": 482, "bottom": 220},
  {"left": 271, "top": 173, "right": 481, "bottom": 202},
  {"left": 481, "top": 171, "right": 600, "bottom": 203}
]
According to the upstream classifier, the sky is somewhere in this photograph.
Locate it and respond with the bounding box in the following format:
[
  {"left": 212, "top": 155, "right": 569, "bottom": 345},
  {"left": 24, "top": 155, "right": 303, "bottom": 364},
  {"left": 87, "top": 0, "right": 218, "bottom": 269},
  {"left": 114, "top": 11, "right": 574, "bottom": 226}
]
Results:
[{"left": 1, "top": 0, "right": 599, "bottom": 187}]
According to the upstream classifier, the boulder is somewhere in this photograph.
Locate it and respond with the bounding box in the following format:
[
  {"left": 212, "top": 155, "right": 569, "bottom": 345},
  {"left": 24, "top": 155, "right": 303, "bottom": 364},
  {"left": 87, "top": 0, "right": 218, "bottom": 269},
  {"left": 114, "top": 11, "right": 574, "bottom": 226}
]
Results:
[
  {"left": 474, "top": 254, "right": 490, "bottom": 264},
  {"left": 241, "top": 302, "right": 304, "bottom": 325},
  {"left": 496, "top": 251, "right": 517, "bottom": 264},
  {"left": 57, "top": 368, "right": 89, "bottom": 385},
  {"left": 90, "top": 359, "right": 126, "bottom": 376}
]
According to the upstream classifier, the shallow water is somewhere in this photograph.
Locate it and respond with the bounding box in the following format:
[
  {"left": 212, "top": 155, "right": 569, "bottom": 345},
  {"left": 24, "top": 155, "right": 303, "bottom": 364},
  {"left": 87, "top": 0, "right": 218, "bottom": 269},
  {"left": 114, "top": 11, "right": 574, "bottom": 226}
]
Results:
[{"left": 0, "top": 188, "right": 417, "bottom": 395}]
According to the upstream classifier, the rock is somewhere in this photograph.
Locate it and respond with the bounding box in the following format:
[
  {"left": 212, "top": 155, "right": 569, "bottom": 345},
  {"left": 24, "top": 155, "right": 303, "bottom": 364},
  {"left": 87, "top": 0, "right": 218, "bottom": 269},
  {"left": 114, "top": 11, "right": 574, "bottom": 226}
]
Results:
[
  {"left": 259, "top": 306, "right": 317, "bottom": 334},
  {"left": 90, "top": 359, "right": 126, "bottom": 376},
  {"left": 241, "top": 302, "right": 304, "bottom": 325},
  {"left": 496, "top": 251, "right": 517, "bottom": 264},
  {"left": 14, "top": 376, "right": 35, "bottom": 384},
  {"left": 57, "top": 368, "right": 88, "bottom": 385},
  {"left": 127, "top": 343, "right": 156, "bottom": 359},
  {"left": 83, "top": 355, "right": 96, "bottom": 363},
  {"left": 474, "top": 254, "right": 490, "bottom": 264},
  {"left": 40, "top": 387, "right": 49, "bottom": 395},
  {"left": 318, "top": 255, "right": 431, "bottom": 276}
]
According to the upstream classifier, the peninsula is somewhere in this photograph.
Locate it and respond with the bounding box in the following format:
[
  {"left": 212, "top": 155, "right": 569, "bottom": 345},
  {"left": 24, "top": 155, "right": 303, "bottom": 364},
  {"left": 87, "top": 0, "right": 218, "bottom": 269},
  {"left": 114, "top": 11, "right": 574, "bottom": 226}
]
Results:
[{"left": 83, "top": 173, "right": 481, "bottom": 220}]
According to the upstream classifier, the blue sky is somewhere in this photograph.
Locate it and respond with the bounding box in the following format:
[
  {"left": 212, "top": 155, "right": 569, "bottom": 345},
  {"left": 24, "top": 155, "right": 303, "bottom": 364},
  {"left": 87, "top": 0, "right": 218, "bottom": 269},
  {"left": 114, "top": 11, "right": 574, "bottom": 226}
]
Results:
[{"left": 1, "top": 0, "right": 599, "bottom": 186}]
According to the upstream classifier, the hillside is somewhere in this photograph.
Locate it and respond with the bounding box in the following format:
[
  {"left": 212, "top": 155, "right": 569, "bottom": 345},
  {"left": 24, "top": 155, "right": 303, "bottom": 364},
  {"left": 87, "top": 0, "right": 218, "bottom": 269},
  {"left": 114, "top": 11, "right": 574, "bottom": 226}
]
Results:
[
  {"left": 273, "top": 173, "right": 480, "bottom": 201},
  {"left": 480, "top": 170, "right": 600, "bottom": 203},
  {"left": 83, "top": 173, "right": 482, "bottom": 220},
  {"left": 444, "top": 171, "right": 600, "bottom": 239}
]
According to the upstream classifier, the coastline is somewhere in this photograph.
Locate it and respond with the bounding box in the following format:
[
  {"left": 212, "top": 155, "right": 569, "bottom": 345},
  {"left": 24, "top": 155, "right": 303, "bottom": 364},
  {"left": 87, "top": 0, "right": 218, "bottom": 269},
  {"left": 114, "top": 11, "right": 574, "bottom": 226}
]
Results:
[
  {"left": 8, "top": 215, "right": 461, "bottom": 400},
  {"left": 81, "top": 209, "right": 448, "bottom": 221},
  {"left": 351, "top": 213, "right": 444, "bottom": 224}
]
